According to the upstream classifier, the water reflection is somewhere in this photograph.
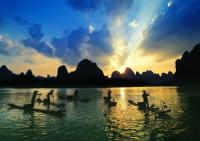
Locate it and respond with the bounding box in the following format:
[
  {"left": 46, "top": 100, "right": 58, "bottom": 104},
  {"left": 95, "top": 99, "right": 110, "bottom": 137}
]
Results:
[
  {"left": 0, "top": 87, "right": 200, "bottom": 141},
  {"left": 104, "top": 87, "right": 187, "bottom": 141}
]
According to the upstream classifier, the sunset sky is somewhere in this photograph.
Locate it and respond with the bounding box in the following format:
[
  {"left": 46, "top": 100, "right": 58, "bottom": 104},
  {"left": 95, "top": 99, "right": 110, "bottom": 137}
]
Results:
[{"left": 0, "top": 0, "right": 200, "bottom": 77}]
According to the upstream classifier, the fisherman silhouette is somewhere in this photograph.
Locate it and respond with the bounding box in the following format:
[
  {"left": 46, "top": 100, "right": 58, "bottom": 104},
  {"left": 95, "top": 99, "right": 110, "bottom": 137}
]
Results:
[
  {"left": 142, "top": 90, "right": 149, "bottom": 109},
  {"left": 107, "top": 89, "right": 112, "bottom": 101},
  {"left": 74, "top": 89, "right": 79, "bottom": 101},
  {"left": 44, "top": 90, "right": 54, "bottom": 105},
  {"left": 24, "top": 90, "right": 41, "bottom": 109}
]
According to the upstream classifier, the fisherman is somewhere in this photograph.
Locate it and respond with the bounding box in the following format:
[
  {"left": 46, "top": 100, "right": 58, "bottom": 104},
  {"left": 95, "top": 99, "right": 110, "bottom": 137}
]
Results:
[
  {"left": 107, "top": 89, "right": 112, "bottom": 101},
  {"left": 74, "top": 89, "right": 79, "bottom": 100},
  {"left": 24, "top": 90, "right": 41, "bottom": 109},
  {"left": 31, "top": 90, "right": 41, "bottom": 108},
  {"left": 44, "top": 90, "right": 54, "bottom": 105},
  {"left": 142, "top": 90, "right": 149, "bottom": 109}
]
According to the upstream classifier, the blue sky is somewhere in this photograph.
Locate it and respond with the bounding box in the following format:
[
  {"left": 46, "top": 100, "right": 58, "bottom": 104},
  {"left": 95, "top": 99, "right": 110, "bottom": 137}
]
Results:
[{"left": 0, "top": 0, "right": 200, "bottom": 76}]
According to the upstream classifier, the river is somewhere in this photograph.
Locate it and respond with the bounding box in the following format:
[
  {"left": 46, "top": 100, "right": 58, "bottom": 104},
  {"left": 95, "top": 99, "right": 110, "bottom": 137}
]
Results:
[{"left": 0, "top": 87, "right": 200, "bottom": 141}]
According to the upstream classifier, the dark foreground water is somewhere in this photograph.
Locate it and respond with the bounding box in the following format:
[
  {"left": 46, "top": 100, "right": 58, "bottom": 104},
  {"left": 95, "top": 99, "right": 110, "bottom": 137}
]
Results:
[{"left": 0, "top": 87, "right": 200, "bottom": 141}]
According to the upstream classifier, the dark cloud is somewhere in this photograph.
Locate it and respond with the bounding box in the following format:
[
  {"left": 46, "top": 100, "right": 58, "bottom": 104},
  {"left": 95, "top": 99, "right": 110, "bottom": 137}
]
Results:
[
  {"left": 67, "top": 26, "right": 89, "bottom": 57},
  {"left": 51, "top": 31, "right": 68, "bottom": 59},
  {"left": 0, "top": 46, "right": 11, "bottom": 56},
  {"left": 15, "top": 16, "right": 30, "bottom": 25},
  {"left": 15, "top": 16, "right": 113, "bottom": 65},
  {"left": 22, "top": 38, "right": 54, "bottom": 57},
  {"left": 89, "top": 25, "right": 113, "bottom": 56},
  {"left": 52, "top": 27, "right": 88, "bottom": 64},
  {"left": 52, "top": 24, "right": 113, "bottom": 65},
  {"left": 141, "top": 0, "right": 200, "bottom": 60},
  {"left": 15, "top": 17, "right": 54, "bottom": 57},
  {"left": 65, "top": 0, "right": 134, "bottom": 15},
  {"left": 26, "top": 24, "right": 44, "bottom": 42}
]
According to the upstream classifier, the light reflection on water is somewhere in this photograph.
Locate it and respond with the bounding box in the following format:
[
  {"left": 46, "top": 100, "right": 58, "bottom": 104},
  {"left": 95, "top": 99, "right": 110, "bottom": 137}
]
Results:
[{"left": 0, "top": 87, "right": 200, "bottom": 141}]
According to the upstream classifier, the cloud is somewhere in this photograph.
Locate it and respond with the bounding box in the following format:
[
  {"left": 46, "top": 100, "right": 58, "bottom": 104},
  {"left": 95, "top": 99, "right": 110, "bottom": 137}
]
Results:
[
  {"left": 52, "top": 26, "right": 89, "bottom": 65},
  {"left": 89, "top": 24, "right": 112, "bottom": 55},
  {"left": 167, "top": 1, "right": 173, "bottom": 8},
  {"left": 52, "top": 24, "right": 113, "bottom": 65},
  {"left": 15, "top": 16, "right": 30, "bottom": 25},
  {"left": 15, "top": 17, "right": 54, "bottom": 57},
  {"left": 88, "top": 25, "right": 95, "bottom": 33},
  {"left": 24, "top": 57, "right": 37, "bottom": 65},
  {"left": 140, "top": 0, "right": 200, "bottom": 61},
  {"left": 129, "top": 20, "right": 139, "bottom": 28},
  {"left": 15, "top": 17, "right": 112, "bottom": 66},
  {"left": 0, "top": 35, "right": 20, "bottom": 56},
  {"left": 22, "top": 38, "right": 54, "bottom": 57},
  {"left": 0, "top": 43, "right": 11, "bottom": 56}
]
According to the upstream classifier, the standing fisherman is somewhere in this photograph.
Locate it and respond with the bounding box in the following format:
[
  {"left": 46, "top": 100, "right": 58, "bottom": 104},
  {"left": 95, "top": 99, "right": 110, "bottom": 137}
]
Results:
[
  {"left": 107, "top": 89, "right": 112, "bottom": 101},
  {"left": 44, "top": 90, "right": 54, "bottom": 105},
  {"left": 24, "top": 90, "right": 41, "bottom": 109},
  {"left": 74, "top": 89, "right": 79, "bottom": 101},
  {"left": 142, "top": 90, "right": 149, "bottom": 109}
]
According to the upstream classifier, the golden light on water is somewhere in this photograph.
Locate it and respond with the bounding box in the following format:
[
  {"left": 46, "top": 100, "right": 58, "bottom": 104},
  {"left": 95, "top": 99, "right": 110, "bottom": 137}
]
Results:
[
  {"left": 118, "top": 87, "right": 127, "bottom": 110},
  {"left": 2, "top": 87, "right": 187, "bottom": 141},
  {"left": 120, "top": 88, "right": 125, "bottom": 99}
]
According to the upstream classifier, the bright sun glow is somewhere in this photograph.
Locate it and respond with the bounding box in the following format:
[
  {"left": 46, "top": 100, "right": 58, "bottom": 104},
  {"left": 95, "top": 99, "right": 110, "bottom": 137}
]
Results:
[
  {"left": 107, "top": 1, "right": 163, "bottom": 74},
  {"left": 118, "top": 66, "right": 126, "bottom": 73}
]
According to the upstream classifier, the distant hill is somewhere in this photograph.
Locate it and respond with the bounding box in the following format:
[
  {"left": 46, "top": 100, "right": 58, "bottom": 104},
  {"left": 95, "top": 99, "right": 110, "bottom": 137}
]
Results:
[
  {"left": 68, "top": 59, "right": 105, "bottom": 80},
  {"left": 0, "top": 65, "right": 16, "bottom": 80},
  {"left": 26, "top": 69, "right": 34, "bottom": 78},
  {"left": 111, "top": 68, "right": 173, "bottom": 85},
  {"left": 0, "top": 58, "right": 177, "bottom": 87},
  {"left": 57, "top": 65, "right": 68, "bottom": 80},
  {"left": 111, "top": 68, "right": 135, "bottom": 80},
  {"left": 174, "top": 44, "right": 200, "bottom": 84}
]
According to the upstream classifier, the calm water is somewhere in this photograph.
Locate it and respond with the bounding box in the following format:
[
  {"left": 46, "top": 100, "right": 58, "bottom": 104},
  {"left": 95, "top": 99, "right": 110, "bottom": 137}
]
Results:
[{"left": 0, "top": 87, "right": 200, "bottom": 141}]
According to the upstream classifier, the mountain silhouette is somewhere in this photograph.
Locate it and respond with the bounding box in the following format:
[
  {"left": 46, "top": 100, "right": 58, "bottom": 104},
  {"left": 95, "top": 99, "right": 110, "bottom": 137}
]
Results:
[
  {"left": 69, "top": 59, "right": 104, "bottom": 80},
  {"left": 121, "top": 68, "right": 135, "bottom": 80},
  {"left": 0, "top": 65, "right": 16, "bottom": 80},
  {"left": 26, "top": 69, "right": 34, "bottom": 78},
  {"left": 1, "top": 55, "right": 193, "bottom": 87},
  {"left": 112, "top": 68, "right": 135, "bottom": 80},
  {"left": 161, "top": 72, "right": 174, "bottom": 83},
  {"left": 57, "top": 65, "right": 68, "bottom": 80},
  {"left": 140, "top": 71, "right": 161, "bottom": 84},
  {"left": 175, "top": 44, "right": 200, "bottom": 84},
  {"left": 111, "top": 68, "right": 173, "bottom": 84},
  {"left": 111, "top": 71, "right": 121, "bottom": 79}
]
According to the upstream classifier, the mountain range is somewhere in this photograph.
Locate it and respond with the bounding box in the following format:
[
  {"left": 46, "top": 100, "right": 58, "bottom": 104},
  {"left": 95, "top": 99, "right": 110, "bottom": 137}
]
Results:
[{"left": 0, "top": 44, "right": 200, "bottom": 87}]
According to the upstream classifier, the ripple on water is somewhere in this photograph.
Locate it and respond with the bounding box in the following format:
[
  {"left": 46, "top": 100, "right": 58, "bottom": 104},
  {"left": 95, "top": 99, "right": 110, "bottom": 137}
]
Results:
[{"left": 0, "top": 87, "right": 200, "bottom": 141}]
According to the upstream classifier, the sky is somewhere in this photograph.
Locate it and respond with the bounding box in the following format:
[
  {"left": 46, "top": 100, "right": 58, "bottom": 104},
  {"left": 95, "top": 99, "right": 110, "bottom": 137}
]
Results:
[{"left": 0, "top": 0, "right": 200, "bottom": 77}]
